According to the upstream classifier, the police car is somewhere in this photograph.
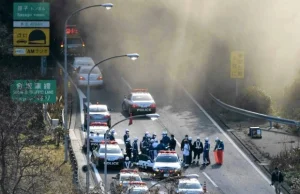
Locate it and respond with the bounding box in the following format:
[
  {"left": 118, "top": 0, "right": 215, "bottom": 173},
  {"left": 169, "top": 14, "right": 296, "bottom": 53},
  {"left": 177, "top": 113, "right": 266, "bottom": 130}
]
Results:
[
  {"left": 122, "top": 181, "right": 149, "bottom": 194},
  {"left": 152, "top": 151, "right": 183, "bottom": 178},
  {"left": 110, "top": 169, "right": 143, "bottom": 192},
  {"left": 175, "top": 176, "right": 204, "bottom": 193},
  {"left": 82, "top": 122, "right": 108, "bottom": 150},
  {"left": 137, "top": 154, "right": 154, "bottom": 171},
  {"left": 122, "top": 89, "right": 156, "bottom": 115},
  {"left": 91, "top": 140, "right": 124, "bottom": 169},
  {"left": 84, "top": 102, "right": 112, "bottom": 128}
]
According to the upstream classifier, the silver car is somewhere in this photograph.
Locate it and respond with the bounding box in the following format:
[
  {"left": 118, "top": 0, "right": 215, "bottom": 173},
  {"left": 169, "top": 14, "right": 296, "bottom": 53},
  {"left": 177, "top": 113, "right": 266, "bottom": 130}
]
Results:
[
  {"left": 76, "top": 66, "right": 103, "bottom": 87},
  {"left": 176, "top": 178, "right": 204, "bottom": 194}
]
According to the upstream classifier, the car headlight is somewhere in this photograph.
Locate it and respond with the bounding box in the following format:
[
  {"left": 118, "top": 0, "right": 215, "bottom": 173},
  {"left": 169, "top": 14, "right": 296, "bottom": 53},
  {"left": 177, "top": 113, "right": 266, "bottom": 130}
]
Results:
[
  {"left": 153, "top": 167, "right": 159, "bottom": 172},
  {"left": 175, "top": 167, "right": 181, "bottom": 172}
]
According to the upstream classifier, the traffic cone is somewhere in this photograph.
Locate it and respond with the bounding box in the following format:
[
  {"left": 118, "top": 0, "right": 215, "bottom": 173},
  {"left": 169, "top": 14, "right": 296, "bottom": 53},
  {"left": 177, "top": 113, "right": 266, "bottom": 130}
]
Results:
[{"left": 203, "top": 181, "right": 207, "bottom": 193}]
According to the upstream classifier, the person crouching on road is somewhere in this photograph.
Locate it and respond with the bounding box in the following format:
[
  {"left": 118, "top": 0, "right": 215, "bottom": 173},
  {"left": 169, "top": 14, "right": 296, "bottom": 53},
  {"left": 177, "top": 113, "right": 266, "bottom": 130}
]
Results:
[
  {"left": 183, "top": 140, "right": 190, "bottom": 167},
  {"left": 132, "top": 137, "right": 139, "bottom": 163},
  {"left": 169, "top": 134, "right": 176, "bottom": 151},
  {"left": 124, "top": 157, "right": 132, "bottom": 169},
  {"left": 202, "top": 137, "right": 211, "bottom": 166},
  {"left": 193, "top": 137, "right": 203, "bottom": 165},
  {"left": 125, "top": 138, "right": 132, "bottom": 160},
  {"left": 152, "top": 139, "right": 159, "bottom": 158},
  {"left": 123, "top": 129, "right": 129, "bottom": 143},
  {"left": 181, "top": 135, "right": 189, "bottom": 151},
  {"left": 271, "top": 167, "right": 284, "bottom": 194}
]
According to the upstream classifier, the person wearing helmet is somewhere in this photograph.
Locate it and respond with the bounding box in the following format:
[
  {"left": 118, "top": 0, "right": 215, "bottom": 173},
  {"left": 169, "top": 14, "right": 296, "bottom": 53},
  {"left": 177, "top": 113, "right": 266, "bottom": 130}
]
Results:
[
  {"left": 123, "top": 129, "right": 130, "bottom": 143},
  {"left": 169, "top": 134, "right": 176, "bottom": 151},
  {"left": 149, "top": 139, "right": 155, "bottom": 160},
  {"left": 188, "top": 137, "right": 193, "bottom": 165},
  {"left": 156, "top": 140, "right": 166, "bottom": 153},
  {"left": 214, "top": 137, "right": 224, "bottom": 151},
  {"left": 181, "top": 135, "right": 189, "bottom": 151},
  {"left": 124, "top": 157, "right": 132, "bottom": 169},
  {"left": 193, "top": 137, "right": 203, "bottom": 165},
  {"left": 109, "top": 129, "right": 115, "bottom": 141},
  {"left": 152, "top": 139, "right": 159, "bottom": 158},
  {"left": 151, "top": 133, "right": 157, "bottom": 140},
  {"left": 202, "top": 137, "right": 211, "bottom": 166},
  {"left": 125, "top": 138, "right": 132, "bottom": 160},
  {"left": 183, "top": 140, "right": 191, "bottom": 167},
  {"left": 142, "top": 136, "right": 150, "bottom": 155},
  {"left": 162, "top": 131, "right": 170, "bottom": 148},
  {"left": 132, "top": 137, "right": 139, "bottom": 163},
  {"left": 140, "top": 136, "right": 146, "bottom": 151},
  {"left": 144, "top": 131, "right": 149, "bottom": 139}
]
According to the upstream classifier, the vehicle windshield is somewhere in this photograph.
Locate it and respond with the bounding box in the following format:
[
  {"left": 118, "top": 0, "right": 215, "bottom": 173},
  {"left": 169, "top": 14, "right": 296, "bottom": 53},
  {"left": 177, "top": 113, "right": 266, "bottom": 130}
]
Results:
[
  {"left": 68, "top": 38, "right": 82, "bottom": 44},
  {"left": 90, "top": 107, "right": 107, "bottom": 112},
  {"left": 120, "top": 175, "right": 141, "bottom": 182},
  {"left": 155, "top": 155, "right": 178, "bottom": 163},
  {"left": 99, "top": 146, "right": 121, "bottom": 154},
  {"left": 90, "top": 114, "right": 105, "bottom": 120},
  {"left": 132, "top": 95, "right": 153, "bottom": 101},
  {"left": 80, "top": 68, "right": 101, "bottom": 74},
  {"left": 178, "top": 182, "right": 201, "bottom": 189},
  {"left": 127, "top": 189, "right": 148, "bottom": 194}
]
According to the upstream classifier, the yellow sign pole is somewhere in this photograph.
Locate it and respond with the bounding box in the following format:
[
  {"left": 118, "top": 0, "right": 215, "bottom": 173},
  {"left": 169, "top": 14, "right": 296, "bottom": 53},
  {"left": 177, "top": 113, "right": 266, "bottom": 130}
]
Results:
[{"left": 230, "top": 51, "right": 245, "bottom": 97}]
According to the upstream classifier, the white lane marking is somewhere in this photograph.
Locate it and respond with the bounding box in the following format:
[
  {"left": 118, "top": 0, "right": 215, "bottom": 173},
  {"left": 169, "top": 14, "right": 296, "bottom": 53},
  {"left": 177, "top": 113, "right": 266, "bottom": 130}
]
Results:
[
  {"left": 178, "top": 82, "right": 272, "bottom": 185},
  {"left": 91, "top": 163, "right": 102, "bottom": 182},
  {"left": 121, "top": 77, "right": 132, "bottom": 89},
  {"left": 202, "top": 172, "right": 218, "bottom": 187}
]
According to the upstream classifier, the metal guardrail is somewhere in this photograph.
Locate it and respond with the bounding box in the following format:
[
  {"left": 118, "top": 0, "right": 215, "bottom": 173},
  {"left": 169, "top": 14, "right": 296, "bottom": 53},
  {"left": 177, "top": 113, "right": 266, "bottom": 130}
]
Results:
[{"left": 209, "top": 93, "right": 300, "bottom": 128}]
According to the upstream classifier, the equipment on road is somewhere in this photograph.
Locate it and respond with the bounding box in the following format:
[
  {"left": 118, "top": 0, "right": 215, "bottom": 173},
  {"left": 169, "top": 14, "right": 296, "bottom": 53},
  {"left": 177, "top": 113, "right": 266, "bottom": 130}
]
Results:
[{"left": 248, "top": 127, "right": 262, "bottom": 139}]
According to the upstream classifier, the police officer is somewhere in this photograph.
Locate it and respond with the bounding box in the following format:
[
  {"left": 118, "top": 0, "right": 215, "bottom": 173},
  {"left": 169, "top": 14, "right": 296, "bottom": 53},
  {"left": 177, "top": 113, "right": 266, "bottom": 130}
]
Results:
[
  {"left": 181, "top": 135, "right": 189, "bottom": 151},
  {"left": 123, "top": 129, "right": 129, "bottom": 143},
  {"left": 188, "top": 137, "right": 193, "bottom": 165},
  {"left": 109, "top": 129, "right": 115, "bottom": 141},
  {"left": 202, "top": 137, "right": 211, "bottom": 166},
  {"left": 193, "top": 137, "right": 203, "bottom": 165},
  {"left": 151, "top": 133, "right": 157, "bottom": 141},
  {"left": 142, "top": 137, "right": 149, "bottom": 155},
  {"left": 144, "top": 131, "right": 149, "bottom": 139},
  {"left": 156, "top": 140, "right": 165, "bottom": 153},
  {"left": 271, "top": 167, "right": 284, "bottom": 194},
  {"left": 149, "top": 139, "right": 155, "bottom": 160},
  {"left": 125, "top": 138, "right": 132, "bottom": 160},
  {"left": 140, "top": 136, "right": 146, "bottom": 151},
  {"left": 183, "top": 140, "right": 190, "bottom": 167},
  {"left": 132, "top": 137, "right": 139, "bottom": 163},
  {"left": 124, "top": 157, "right": 132, "bottom": 169},
  {"left": 214, "top": 137, "right": 224, "bottom": 151},
  {"left": 169, "top": 134, "right": 176, "bottom": 151},
  {"left": 162, "top": 131, "right": 171, "bottom": 148},
  {"left": 152, "top": 139, "right": 159, "bottom": 158}
]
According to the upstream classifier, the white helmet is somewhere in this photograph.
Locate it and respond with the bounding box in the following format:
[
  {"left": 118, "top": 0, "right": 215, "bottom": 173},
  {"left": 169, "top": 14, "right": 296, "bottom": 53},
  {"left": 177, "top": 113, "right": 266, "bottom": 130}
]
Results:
[
  {"left": 134, "top": 137, "right": 138, "bottom": 141},
  {"left": 145, "top": 131, "right": 149, "bottom": 135},
  {"left": 215, "top": 137, "right": 220, "bottom": 141},
  {"left": 125, "top": 129, "right": 129, "bottom": 132},
  {"left": 111, "top": 129, "right": 115, "bottom": 133},
  {"left": 125, "top": 157, "right": 129, "bottom": 160},
  {"left": 205, "top": 137, "right": 209, "bottom": 141},
  {"left": 197, "top": 137, "right": 200, "bottom": 140},
  {"left": 188, "top": 137, "right": 192, "bottom": 140}
]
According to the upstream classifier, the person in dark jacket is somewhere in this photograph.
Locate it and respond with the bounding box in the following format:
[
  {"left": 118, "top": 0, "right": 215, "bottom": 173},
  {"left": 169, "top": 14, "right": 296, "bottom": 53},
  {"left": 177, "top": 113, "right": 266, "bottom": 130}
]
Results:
[
  {"left": 202, "top": 137, "right": 211, "bottom": 166},
  {"left": 193, "top": 137, "right": 203, "bottom": 165},
  {"left": 123, "top": 129, "right": 129, "bottom": 143},
  {"left": 271, "top": 167, "right": 284, "bottom": 194},
  {"left": 188, "top": 137, "right": 193, "bottom": 165},
  {"left": 141, "top": 137, "right": 149, "bottom": 155},
  {"left": 151, "top": 133, "right": 157, "bottom": 141},
  {"left": 132, "top": 137, "right": 139, "bottom": 163},
  {"left": 181, "top": 135, "right": 189, "bottom": 151},
  {"left": 109, "top": 129, "right": 115, "bottom": 141},
  {"left": 161, "top": 131, "right": 170, "bottom": 148},
  {"left": 156, "top": 140, "right": 166, "bottom": 153},
  {"left": 169, "top": 134, "right": 176, "bottom": 151},
  {"left": 125, "top": 138, "right": 132, "bottom": 160}
]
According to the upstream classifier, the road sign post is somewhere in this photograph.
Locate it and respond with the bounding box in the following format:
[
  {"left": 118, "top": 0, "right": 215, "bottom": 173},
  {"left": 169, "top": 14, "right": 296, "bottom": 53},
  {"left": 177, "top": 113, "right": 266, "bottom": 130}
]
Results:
[
  {"left": 10, "top": 80, "right": 56, "bottom": 103},
  {"left": 230, "top": 51, "right": 245, "bottom": 98}
]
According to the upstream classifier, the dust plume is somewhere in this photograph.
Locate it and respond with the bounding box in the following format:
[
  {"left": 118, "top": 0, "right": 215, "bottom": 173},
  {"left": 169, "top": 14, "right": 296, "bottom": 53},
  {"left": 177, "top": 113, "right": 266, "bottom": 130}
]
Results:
[{"left": 54, "top": 0, "right": 300, "bottom": 103}]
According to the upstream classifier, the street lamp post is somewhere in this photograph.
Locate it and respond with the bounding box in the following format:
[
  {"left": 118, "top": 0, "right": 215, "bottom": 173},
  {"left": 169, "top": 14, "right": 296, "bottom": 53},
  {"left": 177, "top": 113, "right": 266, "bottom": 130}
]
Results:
[
  {"left": 86, "top": 53, "right": 139, "bottom": 193},
  {"left": 63, "top": 3, "right": 113, "bottom": 164},
  {"left": 103, "top": 113, "right": 160, "bottom": 193}
]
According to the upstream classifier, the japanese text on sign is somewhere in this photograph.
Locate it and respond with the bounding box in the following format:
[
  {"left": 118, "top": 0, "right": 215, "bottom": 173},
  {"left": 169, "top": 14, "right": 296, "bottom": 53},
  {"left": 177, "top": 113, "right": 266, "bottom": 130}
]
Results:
[
  {"left": 13, "top": 47, "right": 49, "bottom": 56},
  {"left": 13, "top": 3, "right": 50, "bottom": 20},
  {"left": 230, "top": 51, "right": 245, "bottom": 79},
  {"left": 10, "top": 80, "right": 56, "bottom": 103}
]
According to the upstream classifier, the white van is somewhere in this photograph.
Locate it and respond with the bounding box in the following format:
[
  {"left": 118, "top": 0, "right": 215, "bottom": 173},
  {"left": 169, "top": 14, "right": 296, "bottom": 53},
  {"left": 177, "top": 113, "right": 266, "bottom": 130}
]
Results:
[{"left": 72, "top": 57, "right": 95, "bottom": 71}]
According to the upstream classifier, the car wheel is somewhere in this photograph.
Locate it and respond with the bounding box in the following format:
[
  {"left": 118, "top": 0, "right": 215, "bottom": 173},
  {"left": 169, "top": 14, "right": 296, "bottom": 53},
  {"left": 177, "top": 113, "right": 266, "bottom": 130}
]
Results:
[{"left": 122, "top": 102, "right": 127, "bottom": 112}]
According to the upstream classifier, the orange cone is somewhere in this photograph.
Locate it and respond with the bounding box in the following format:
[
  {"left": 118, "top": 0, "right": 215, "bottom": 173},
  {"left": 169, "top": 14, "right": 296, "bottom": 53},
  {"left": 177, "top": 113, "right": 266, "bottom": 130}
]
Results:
[{"left": 203, "top": 181, "right": 207, "bottom": 193}]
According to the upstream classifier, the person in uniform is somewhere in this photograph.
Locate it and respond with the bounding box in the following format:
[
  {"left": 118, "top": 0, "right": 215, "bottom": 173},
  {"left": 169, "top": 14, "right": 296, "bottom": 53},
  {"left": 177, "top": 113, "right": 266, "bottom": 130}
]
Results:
[
  {"left": 124, "top": 157, "right": 132, "bottom": 169},
  {"left": 202, "top": 137, "right": 211, "bottom": 166},
  {"left": 125, "top": 138, "right": 132, "bottom": 160},
  {"left": 169, "top": 134, "right": 176, "bottom": 151},
  {"left": 149, "top": 139, "right": 155, "bottom": 160},
  {"left": 188, "top": 137, "right": 193, "bottom": 165},
  {"left": 181, "top": 135, "right": 189, "bottom": 151},
  {"left": 193, "top": 137, "right": 203, "bottom": 165},
  {"left": 142, "top": 137, "right": 149, "bottom": 155},
  {"left": 151, "top": 133, "right": 157, "bottom": 141},
  {"left": 152, "top": 139, "right": 159, "bottom": 158},
  {"left": 123, "top": 129, "right": 130, "bottom": 143},
  {"left": 183, "top": 140, "right": 190, "bottom": 167},
  {"left": 109, "top": 129, "right": 115, "bottom": 141},
  {"left": 156, "top": 140, "right": 165, "bottom": 153},
  {"left": 132, "top": 137, "right": 139, "bottom": 163},
  {"left": 214, "top": 137, "right": 224, "bottom": 151},
  {"left": 161, "top": 131, "right": 171, "bottom": 148}
]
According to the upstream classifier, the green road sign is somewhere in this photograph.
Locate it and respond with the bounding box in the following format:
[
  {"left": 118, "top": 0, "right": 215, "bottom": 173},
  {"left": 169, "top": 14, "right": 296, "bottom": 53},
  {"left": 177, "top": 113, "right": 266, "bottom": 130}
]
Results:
[
  {"left": 13, "top": 3, "right": 50, "bottom": 21},
  {"left": 10, "top": 80, "right": 56, "bottom": 103}
]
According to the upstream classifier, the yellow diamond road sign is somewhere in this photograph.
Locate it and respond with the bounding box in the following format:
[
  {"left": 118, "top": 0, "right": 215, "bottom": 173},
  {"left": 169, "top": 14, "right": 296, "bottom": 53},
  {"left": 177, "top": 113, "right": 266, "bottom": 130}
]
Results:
[
  {"left": 230, "top": 51, "right": 244, "bottom": 79},
  {"left": 13, "top": 28, "right": 50, "bottom": 46},
  {"left": 13, "top": 47, "right": 49, "bottom": 56}
]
